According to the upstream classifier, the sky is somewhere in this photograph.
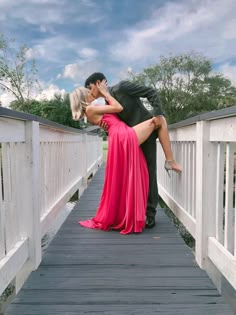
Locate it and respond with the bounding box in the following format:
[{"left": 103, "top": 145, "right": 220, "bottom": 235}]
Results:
[{"left": 1, "top": 0, "right": 236, "bottom": 106}]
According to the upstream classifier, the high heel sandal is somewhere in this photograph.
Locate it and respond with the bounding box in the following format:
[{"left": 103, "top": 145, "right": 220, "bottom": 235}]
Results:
[{"left": 164, "top": 160, "right": 182, "bottom": 177}]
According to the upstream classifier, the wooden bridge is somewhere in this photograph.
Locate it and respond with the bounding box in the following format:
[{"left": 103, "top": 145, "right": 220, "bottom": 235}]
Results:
[{"left": 1, "top": 107, "right": 236, "bottom": 314}]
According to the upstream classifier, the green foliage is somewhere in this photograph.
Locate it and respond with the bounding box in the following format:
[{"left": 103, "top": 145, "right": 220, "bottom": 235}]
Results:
[
  {"left": 0, "top": 33, "right": 40, "bottom": 104},
  {"left": 129, "top": 53, "right": 236, "bottom": 123},
  {"left": 10, "top": 93, "right": 83, "bottom": 129}
]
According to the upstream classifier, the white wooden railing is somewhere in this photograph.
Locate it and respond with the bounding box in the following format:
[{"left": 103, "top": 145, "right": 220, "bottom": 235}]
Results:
[
  {"left": 0, "top": 108, "right": 103, "bottom": 296},
  {"left": 157, "top": 105, "right": 236, "bottom": 291},
  {"left": 1, "top": 105, "right": 235, "bottom": 299}
]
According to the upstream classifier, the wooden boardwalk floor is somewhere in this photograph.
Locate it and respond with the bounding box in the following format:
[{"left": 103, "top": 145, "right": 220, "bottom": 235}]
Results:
[{"left": 5, "top": 165, "right": 233, "bottom": 315}]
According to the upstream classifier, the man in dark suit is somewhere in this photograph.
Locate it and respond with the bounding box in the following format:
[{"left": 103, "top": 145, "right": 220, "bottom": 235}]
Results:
[{"left": 85, "top": 72, "right": 166, "bottom": 228}]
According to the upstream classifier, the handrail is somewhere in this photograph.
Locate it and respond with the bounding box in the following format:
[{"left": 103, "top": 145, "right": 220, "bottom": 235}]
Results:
[
  {"left": 168, "top": 105, "right": 236, "bottom": 129},
  {"left": 0, "top": 107, "right": 100, "bottom": 135}
]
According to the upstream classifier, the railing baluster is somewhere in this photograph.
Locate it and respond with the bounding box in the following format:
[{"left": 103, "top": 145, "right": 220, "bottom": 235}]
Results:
[
  {"left": 184, "top": 142, "right": 187, "bottom": 211},
  {"left": 224, "top": 143, "right": 235, "bottom": 253},
  {"left": 215, "top": 142, "right": 225, "bottom": 244},
  {"left": 192, "top": 142, "right": 196, "bottom": 219},
  {"left": 1, "top": 143, "right": 14, "bottom": 253},
  {"left": 234, "top": 147, "right": 236, "bottom": 256},
  {"left": 0, "top": 151, "right": 5, "bottom": 260},
  {"left": 187, "top": 142, "right": 191, "bottom": 215}
]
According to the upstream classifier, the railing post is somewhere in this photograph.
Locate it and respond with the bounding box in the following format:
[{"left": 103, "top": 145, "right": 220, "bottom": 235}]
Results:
[
  {"left": 0, "top": 155, "right": 5, "bottom": 260},
  {"left": 195, "top": 120, "right": 218, "bottom": 269},
  {"left": 15, "top": 121, "right": 41, "bottom": 291}
]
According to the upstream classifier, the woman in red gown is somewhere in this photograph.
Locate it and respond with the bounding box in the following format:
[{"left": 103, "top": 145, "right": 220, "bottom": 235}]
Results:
[{"left": 70, "top": 80, "right": 181, "bottom": 234}]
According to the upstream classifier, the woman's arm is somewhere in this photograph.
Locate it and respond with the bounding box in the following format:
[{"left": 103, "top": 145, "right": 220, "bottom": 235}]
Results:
[{"left": 86, "top": 80, "right": 123, "bottom": 116}]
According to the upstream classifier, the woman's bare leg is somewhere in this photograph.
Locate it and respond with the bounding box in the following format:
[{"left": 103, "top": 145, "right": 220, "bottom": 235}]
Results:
[
  {"left": 133, "top": 118, "right": 182, "bottom": 173},
  {"left": 157, "top": 117, "right": 182, "bottom": 173},
  {"left": 157, "top": 117, "right": 174, "bottom": 160},
  {"left": 132, "top": 119, "right": 155, "bottom": 145}
]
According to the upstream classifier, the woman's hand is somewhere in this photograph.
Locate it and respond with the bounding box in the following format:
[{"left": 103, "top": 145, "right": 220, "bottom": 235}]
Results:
[
  {"left": 99, "top": 120, "right": 108, "bottom": 131},
  {"left": 96, "top": 79, "right": 108, "bottom": 96},
  {"left": 149, "top": 115, "right": 166, "bottom": 129}
]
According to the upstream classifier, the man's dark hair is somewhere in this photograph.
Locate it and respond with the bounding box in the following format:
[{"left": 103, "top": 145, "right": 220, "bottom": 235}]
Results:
[{"left": 84, "top": 72, "right": 107, "bottom": 87}]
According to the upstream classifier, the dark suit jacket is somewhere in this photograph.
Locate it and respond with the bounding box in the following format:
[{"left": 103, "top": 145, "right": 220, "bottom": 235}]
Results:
[{"left": 108, "top": 80, "right": 164, "bottom": 142}]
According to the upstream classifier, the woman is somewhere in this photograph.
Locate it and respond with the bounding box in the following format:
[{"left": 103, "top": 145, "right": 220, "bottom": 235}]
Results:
[{"left": 70, "top": 80, "right": 181, "bottom": 234}]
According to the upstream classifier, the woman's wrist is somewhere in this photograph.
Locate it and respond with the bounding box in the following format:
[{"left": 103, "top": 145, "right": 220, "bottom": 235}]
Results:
[{"left": 103, "top": 92, "right": 110, "bottom": 99}]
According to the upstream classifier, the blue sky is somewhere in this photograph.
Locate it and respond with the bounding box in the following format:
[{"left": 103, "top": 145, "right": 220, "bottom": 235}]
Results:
[{"left": 1, "top": 0, "right": 236, "bottom": 106}]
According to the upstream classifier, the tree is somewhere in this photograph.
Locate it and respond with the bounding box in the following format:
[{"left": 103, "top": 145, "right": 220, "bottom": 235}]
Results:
[
  {"left": 39, "top": 93, "right": 82, "bottom": 128},
  {"left": 10, "top": 93, "right": 84, "bottom": 129},
  {"left": 129, "top": 54, "right": 236, "bottom": 123},
  {"left": 0, "top": 33, "right": 40, "bottom": 105},
  {"left": 0, "top": 33, "right": 84, "bottom": 129}
]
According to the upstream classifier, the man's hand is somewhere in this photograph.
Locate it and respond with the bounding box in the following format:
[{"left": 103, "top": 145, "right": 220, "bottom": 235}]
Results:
[
  {"left": 96, "top": 79, "right": 108, "bottom": 96},
  {"left": 99, "top": 120, "right": 108, "bottom": 131},
  {"left": 149, "top": 115, "right": 166, "bottom": 129}
]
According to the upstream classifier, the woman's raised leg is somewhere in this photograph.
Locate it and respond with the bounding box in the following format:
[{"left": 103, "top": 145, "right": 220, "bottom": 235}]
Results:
[
  {"left": 132, "top": 119, "right": 155, "bottom": 145},
  {"left": 157, "top": 117, "right": 182, "bottom": 173},
  {"left": 132, "top": 118, "right": 182, "bottom": 174}
]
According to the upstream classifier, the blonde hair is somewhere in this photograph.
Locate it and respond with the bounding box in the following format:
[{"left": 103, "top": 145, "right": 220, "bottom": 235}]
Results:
[{"left": 69, "top": 87, "right": 89, "bottom": 120}]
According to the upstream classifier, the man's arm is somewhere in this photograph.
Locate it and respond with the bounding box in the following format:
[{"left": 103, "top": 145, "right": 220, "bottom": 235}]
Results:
[{"left": 117, "top": 80, "right": 164, "bottom": 116}]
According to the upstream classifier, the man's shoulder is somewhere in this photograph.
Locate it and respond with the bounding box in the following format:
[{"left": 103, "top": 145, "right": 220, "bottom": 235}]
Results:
[{"left": 111, "top": 80, "right": 132, "bottom": 92}]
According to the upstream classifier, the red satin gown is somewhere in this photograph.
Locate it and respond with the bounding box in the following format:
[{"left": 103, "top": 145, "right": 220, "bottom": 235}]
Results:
[{"left": 79, "top": 113, "right": 149, "bottom": 234}]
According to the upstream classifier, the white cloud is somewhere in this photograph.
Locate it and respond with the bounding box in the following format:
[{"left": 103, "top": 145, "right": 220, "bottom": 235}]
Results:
[
  {"left": 25, "top": 46, "right": 46, "bottom": 60},
  {"left": 27, "top": 36, "right": 73, "bottom": 62},
  {"left": 0, "top": 0, "right": 103, "bottom": 26},
  {"left": 218, "top": 63, "right": 236, "bottom": 86},
  {"left": 110, "top": 0, "right": 236, "bottom": 65},
  {"left": 0, "top": 83, "right": 66, "bottom": 107},
  {"left": 25, "top": 35, "right": 99, "bottom": 66},
  {"left": 62, "top": 64, "right": 81, "bottom": 81},
  {"left": 0, "top": 92, "right": 15, "bottom": 107},
  {"left": 39, "top": 25, "right": 48, "bottom": 33},
  {"left": 222, "top": 19, "right": 236, "bottom": 40},
  {"left": 79, "top": 48, "right": 98, "bottom": 59},
  {"left": 36, "top": 84, "right": 66, "bottom": 101},
  {"left": 61, "top": 60, "right": 102, "bottom": 82}
]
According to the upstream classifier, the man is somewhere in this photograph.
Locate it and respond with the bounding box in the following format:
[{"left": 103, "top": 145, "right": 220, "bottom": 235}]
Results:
[{"left": 84, "top": 72, "right": 166, "bottom": 229}]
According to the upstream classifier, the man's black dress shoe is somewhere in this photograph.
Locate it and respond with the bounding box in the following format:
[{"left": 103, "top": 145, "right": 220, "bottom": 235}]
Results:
[{"left": 145, "top": 217, "right": 156, "bottom": 228}]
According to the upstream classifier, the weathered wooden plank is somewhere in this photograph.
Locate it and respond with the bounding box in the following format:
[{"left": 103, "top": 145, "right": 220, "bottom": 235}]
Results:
[
  {"left": 5, "top": 303, "right": 234, "bottom": 315},
  {"left": 25, "top": 265, "right": 207, "bottom": 279},
  {"left": 51, "top": 236, "right": 186, "bottom": 245},
  {"left": 23, "top": 276, "right": 216, "bottom": 290},
  {"left": 45, "top": 244, "right": 190, "bottom": 251},
  {"left": 40, "top": 252, "right": 196, "bottom": 266},
  {"left": 59, "top": 226, "right": 179, "bottom": 233},
  {"left": 10, "top": 289, "right": 228, "bottom": 305}
]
